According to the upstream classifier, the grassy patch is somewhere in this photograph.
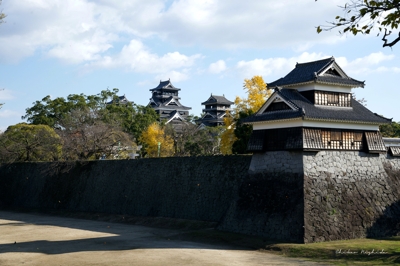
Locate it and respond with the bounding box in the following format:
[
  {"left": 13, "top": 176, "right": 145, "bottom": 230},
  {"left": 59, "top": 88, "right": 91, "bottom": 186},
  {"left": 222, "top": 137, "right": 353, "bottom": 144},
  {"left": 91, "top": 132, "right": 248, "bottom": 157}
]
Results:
[{"left": 266, "top": 237, "right": 400, "bottom": 265}]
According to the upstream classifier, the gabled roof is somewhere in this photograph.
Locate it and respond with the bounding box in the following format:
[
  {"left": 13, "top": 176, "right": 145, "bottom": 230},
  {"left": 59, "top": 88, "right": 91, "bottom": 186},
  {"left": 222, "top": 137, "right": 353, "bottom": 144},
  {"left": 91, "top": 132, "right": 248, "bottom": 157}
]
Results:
[
  {"left": 268, "top": 57, "right": 365, "bottom": 88},
  {"left": 166, "top": 110, "right": 186, "bottom": 124},
  {"left": 106, "top": 95, "right": 132, "bottom": 105},
  {"left": 150, "top": 79, "right": 180, "bottom": 91},
  {"left": 151, "top": 96, "right": 191, "bottom": 110},
  {"left": 243, "top": 88, "right": 391, "bottom": 125},
  {"left": 201, "top": 94, "right": 234, "bottom": 105}
]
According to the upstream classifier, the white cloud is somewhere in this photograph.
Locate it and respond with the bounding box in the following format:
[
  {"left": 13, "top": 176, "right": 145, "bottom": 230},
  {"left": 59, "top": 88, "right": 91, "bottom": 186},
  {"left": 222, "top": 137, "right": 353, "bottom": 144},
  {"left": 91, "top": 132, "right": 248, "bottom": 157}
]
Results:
[
  {"left": 0, "top": 0, "right": 348, "bottom": 64},
  {"left": 89, "top": 39, "right": 201, "bottom": 78},
  {"left": 158, "top": 0, "right": 345, "bottom": 49},
  {"left": 209, "top": 60, "right": 226, "bottom": 74},
  {"left": 0, "top": 89, "right": 15, "bottom": 100},
  {"left": 236, "top": 52, "right": 327, "bottom": 81},
  {"left": 0, "top": 110, "right": 20, "bottom": 119},
  {"left": 336, "top": 52, "right": 396, "bottom": 75}
]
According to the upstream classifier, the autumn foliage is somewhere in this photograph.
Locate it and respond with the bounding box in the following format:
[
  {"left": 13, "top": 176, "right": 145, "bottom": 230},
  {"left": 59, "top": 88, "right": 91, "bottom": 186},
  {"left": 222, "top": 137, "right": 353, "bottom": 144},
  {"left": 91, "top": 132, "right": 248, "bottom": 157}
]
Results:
[
  {"left": 220, "top": 75, "right": 270, "bottom": 154},
  {"left": 139, "top": 122, "right": 174, "bottom": 157},
  {"left": 235, "top": 76, "right": 271, "bottom": 114}
]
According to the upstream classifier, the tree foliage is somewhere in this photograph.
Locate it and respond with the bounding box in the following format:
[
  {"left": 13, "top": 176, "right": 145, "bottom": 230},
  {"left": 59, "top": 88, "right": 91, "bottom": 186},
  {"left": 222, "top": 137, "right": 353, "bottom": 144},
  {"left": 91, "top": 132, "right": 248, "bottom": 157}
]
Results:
[
  {"left": 220, "top": 115, "right": 237, "bottom": 155},
  {"left": 0, "top": 123, "right": 62, "bottom": 163},
  {"left": 22, "top": 89, "right": 154, "bottom": 160},
  {"left": 220, "top": 76, "right": 270, "bottom": 154},
  {"left": 380, "top": 121, "right": 400, "bottom": 137},
  {"left": 57, "top": 109, "right": 134, "bottom": 160},
  {"left": 235, "top": 76, "right": 271, "bottom": 114},
  {"left": 231, "top": 111, "right": 253, "bottom": 154},
  {"left": 139, "top": 122, "right": 174, "bottom": 157},
  {"left": 23, "top": 88, "right": 158, "bottom": 139},
  {"left": 317, "top": 0, "right": 400, "bottom": 47},
  {"left": 170, "top": 123, "right": 223, "bottom": 156}
]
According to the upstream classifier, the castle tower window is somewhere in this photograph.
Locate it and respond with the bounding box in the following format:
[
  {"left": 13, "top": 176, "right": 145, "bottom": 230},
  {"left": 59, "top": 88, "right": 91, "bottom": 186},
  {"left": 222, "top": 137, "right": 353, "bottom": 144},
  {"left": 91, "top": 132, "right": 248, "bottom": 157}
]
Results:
[
  {"left": 331, "top": 130, "right": 342, "bottom": 141},
  {"left": 327, "top": 93, "right": 339, "bottom": 105}
]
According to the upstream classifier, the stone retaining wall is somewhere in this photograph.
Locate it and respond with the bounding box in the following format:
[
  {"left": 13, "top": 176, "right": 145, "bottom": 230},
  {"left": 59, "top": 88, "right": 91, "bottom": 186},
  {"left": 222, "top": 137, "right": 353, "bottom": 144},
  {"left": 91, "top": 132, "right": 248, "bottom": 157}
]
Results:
[
  {"left": 0, "top": 157, "right": 251, "bottom": 222},
  {"left": 303, "top": 151, "right": 400, "bottom": 242},
  {"left": 1, "top": 152, "right": 399, "bottom": 243}
]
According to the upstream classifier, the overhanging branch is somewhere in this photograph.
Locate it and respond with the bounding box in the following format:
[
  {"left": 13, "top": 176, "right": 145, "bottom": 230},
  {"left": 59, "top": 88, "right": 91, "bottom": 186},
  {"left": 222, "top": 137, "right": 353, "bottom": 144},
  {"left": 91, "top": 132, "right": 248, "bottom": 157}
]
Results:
[{"left": 382, "top": 29, "right": 400, "bottom": 47}]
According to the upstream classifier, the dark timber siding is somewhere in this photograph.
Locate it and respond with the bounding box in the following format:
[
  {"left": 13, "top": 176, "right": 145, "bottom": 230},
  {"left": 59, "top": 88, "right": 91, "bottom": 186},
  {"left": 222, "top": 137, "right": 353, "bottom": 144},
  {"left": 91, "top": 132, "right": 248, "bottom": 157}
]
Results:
[{"left": 247, "top": 127, "right": 383, "bottom": 153}]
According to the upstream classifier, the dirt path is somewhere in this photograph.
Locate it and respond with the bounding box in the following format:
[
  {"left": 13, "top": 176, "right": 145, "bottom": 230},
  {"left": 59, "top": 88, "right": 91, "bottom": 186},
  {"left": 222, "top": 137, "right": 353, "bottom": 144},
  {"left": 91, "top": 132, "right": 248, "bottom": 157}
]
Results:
[{"left": 0, "top": 211, "right": 328, "bottom": 265}]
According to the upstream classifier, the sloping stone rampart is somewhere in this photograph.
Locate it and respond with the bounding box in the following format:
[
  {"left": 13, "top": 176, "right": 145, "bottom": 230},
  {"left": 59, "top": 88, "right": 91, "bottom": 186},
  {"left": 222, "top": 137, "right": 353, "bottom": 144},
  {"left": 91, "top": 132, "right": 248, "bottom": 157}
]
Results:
[
  {"left": 0, "top": 157, "right": 251, "bottom": 222},
  {"left": 303, "top": 151, "right": 400, "bottom": 243},
  {"left": 1, "top": 152, "right": 399, "bottom": 243}
]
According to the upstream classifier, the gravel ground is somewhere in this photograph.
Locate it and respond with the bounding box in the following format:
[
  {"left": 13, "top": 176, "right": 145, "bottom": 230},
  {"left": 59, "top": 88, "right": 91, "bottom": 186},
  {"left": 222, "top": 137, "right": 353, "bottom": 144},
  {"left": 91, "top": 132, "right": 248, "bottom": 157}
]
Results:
[{"left": 0, "top": 211, "right": 329, "bottom": 266}]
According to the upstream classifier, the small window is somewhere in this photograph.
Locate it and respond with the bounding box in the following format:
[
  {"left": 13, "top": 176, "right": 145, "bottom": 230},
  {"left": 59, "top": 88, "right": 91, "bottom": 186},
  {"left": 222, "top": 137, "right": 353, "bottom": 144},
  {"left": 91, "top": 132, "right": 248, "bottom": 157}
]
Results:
[
  {"left": 354, "top": 132, "right": 363, "bottom": 142},
  {"left": 327, "top": 93, "right": 339, "bottom": 104},
  {"left": 331, "top": 130, "right": 342, "bottom": 141}
]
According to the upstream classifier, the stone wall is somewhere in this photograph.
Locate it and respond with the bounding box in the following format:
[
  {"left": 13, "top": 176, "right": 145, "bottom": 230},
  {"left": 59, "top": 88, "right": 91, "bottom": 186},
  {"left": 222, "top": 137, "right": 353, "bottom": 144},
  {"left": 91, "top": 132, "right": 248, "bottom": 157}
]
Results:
[
  {"left": 217, "top": 172, "right": 304, "bottom": 242},
  {"left": 0, "top": 155, "right": 307, "bottom": 242},
  {"left": 249, "top": 151, "right": 303, "bottom": 174},
  {"left": 1, "top": 152, "right": 399, "bottom": 243},
  {"left": 0, "top": 157, "right": 251, "bottom": 222},
  {"left": 303, "top": 151, "right": 400, "bottom": 243},
  {"left": 217, "top": 151, "right": 305, "bottom": 242}
]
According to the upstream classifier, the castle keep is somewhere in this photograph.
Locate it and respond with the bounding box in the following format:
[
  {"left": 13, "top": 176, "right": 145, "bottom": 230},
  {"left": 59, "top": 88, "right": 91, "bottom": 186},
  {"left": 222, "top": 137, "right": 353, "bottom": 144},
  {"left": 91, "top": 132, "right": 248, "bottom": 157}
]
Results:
[{"left": 148, "top": 79, "right": 191, "bottom": 131}]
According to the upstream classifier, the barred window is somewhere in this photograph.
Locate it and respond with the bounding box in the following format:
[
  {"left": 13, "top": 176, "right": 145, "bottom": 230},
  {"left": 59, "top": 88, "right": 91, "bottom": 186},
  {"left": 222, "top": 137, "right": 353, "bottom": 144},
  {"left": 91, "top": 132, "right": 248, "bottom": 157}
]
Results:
[{"left": 331, "top": 130, "right": 342, "bottom": 141}]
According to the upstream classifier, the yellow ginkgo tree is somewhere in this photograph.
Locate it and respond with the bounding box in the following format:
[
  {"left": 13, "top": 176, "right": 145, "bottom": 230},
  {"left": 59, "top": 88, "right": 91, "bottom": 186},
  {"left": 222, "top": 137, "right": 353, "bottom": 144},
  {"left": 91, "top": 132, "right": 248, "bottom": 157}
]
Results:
[
  {"left": 139, "top": 122, "right": 174, "bottom": 157},
  {"left": 235, "top": 75, "right": 271, "bottom": 114},
  {"left": 220, "top": 75, "right": 271, "bottom": 154},
  {"left": 220, "top": 115, "right": 237, "bottom": 155}
]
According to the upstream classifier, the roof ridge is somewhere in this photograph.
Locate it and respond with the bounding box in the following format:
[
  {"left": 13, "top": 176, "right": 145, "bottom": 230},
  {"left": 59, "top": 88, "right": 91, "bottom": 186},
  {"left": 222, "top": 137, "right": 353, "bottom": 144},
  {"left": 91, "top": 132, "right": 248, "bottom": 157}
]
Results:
[{"left": 296, "top": 57, "right": 333, "bottom": 66}]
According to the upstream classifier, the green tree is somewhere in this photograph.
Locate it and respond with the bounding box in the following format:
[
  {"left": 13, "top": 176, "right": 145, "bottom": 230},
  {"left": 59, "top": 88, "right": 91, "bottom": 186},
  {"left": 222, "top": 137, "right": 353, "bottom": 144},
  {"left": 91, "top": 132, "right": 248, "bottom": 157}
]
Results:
[
  {"left": 23, "top": 89, "right": 158, "bottom": 142},
  {"left": 232, "top": 111, "right": 253, "bottom": 154},
  {"left": 380, "top": 121, "right": 400, "bottom": 137},
  {"left": 22, "top": 89, "right": 155, "bottom": 160},
  {"left": 0, "top": 123, "right": 62, "bottom": 162},
  {"left": 317, "top": 0, "right": 400, "bottom": 47}
]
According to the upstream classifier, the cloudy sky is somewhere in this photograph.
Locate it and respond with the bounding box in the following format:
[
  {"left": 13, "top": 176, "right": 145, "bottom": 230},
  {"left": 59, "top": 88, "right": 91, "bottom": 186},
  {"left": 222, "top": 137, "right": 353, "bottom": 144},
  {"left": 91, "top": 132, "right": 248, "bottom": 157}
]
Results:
[{"left": 1, "top": 0, "right": 399, "bottom": 131}]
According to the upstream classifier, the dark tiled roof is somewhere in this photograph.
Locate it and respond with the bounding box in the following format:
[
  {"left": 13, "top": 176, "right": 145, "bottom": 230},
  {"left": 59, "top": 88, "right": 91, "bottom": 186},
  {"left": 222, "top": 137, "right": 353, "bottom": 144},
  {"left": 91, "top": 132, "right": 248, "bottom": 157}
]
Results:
[
  {"left": 156, "top": 105, "right": 192, "bottom": 110},
  {"left": 150, "top": 80, "right": 180, "bottom": 91},
  {"left": 106, "top": 95, "right": 131, "bottom": 105},
  {"left": 151, "top": 96, "right": 191, "bottom": 110},
  {"left": 201, "top": 95, "right": 234, "bottom": 105},
  {"left": 268, "top": 57, "right": 364, "bottom": 88},
  {"left": 243, "top": 88, "right": 391, "bottom": 125}
]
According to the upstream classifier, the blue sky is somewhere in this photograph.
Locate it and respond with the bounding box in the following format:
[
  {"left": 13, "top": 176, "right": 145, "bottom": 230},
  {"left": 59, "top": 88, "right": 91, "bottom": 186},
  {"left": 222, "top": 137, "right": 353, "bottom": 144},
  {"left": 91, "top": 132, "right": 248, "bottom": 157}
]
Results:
[{"left": 1, "top": 0, "right": 400, "bottom": 131}]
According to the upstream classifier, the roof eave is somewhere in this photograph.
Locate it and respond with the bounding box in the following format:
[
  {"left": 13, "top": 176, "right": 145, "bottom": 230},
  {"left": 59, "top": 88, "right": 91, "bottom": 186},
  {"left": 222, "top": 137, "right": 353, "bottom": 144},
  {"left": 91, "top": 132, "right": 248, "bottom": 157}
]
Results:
[
  {"left": 305, "top": 117, "right": 390, "bottom": 125},
  {"left": 244, "top": 117, "right": 303, "bottom": 125}
]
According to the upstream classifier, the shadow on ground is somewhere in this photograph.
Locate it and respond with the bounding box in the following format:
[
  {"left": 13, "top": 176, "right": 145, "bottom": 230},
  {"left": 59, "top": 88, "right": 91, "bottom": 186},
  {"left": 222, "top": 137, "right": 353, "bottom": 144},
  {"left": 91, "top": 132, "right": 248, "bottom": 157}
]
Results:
[{"left": 0, "top": 209, "right": 274, "bottom": 256}]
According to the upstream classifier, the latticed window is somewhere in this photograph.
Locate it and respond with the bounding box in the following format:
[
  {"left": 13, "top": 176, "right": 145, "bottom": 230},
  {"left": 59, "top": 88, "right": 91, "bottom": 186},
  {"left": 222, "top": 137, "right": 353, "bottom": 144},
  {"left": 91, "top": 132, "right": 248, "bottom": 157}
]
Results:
[
  {"left": 330, "top": 130, "right": 342, "bottom": 141},
  {"left": 327, "top": 93, "right": 339, "bottom": 104},
  {"left": 315, "top": 91, "right": 351, "bottom": 107}
]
